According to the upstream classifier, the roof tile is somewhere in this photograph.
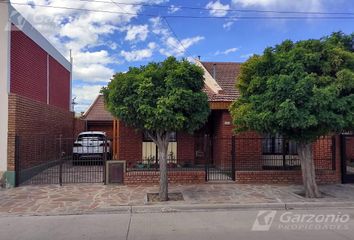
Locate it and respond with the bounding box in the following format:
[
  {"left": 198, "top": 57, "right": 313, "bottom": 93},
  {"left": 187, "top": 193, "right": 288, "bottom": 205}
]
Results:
[{"left": 201, "top": 61, "right": 241, "bottom": 102}]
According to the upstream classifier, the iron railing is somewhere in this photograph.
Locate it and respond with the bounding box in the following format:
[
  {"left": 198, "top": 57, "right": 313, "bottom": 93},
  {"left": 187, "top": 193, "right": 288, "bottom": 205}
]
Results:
[
  {"left": 14, "top": 134, "right": 336, "bottom": 185},
  {"left": 15, "top": 134, "right": 108, "bottom": 185}
]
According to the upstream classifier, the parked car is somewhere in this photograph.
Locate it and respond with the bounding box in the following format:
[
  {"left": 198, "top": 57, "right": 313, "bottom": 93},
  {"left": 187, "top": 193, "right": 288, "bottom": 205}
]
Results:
[{"left": 73, "top": 131, "right": 111, "bottom": 161}]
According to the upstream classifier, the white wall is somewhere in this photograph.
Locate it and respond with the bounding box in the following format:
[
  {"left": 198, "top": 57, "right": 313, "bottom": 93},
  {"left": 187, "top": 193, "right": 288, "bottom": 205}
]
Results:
[{"left": 0, "top": 2, "right": 10, "bottom": 173}]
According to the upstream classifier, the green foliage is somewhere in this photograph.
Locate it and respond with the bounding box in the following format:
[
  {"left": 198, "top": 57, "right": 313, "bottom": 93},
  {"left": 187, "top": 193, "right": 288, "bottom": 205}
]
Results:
[
  {"left": 231, "top": 32, "right": 354, "bottom": 143},
  {"left": 102, "top": 57, "right": 210, "bottom": 135}
]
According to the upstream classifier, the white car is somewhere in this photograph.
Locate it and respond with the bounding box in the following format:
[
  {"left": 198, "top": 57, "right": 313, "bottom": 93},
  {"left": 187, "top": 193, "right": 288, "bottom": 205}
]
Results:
[{"left": 73, "top": 131, "right": 111, "bottom": 160}]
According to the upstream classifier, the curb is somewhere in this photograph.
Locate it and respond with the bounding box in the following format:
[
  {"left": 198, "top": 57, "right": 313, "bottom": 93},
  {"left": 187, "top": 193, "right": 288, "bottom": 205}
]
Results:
[
  {"left": 2, "top": 201, "right": 354, "bottom": 217},
  {"left": 285, "top": 201, "right": 354, "bottom": 210},
  {"left": 132, "top": 202, "right": 286, "bottom": 213},
  {"left": 132, "top": 201, "right": 354, "bottom": 213}
]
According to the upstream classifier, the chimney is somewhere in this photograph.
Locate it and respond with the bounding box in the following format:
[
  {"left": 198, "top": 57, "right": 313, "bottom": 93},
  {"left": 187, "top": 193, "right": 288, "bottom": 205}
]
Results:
[{"left": 213, "top": 63, "right": 216, "bottom": 80}]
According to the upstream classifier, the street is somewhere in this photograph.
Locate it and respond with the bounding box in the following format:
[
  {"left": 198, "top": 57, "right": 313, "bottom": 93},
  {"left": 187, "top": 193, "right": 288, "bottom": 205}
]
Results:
[{"left": 0, "top": 208, "right": 353, "bottom": 240}]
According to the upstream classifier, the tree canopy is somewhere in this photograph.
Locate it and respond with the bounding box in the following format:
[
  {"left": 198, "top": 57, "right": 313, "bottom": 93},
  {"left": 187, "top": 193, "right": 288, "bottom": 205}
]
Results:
[
  {"left": 102, "top": 56, "right": 210, "bottom": 136},
  {"left": 102, "top": 57, "right": 210, "bottom": 201},
  {"left": 230, "top": 32, "right": 354, "bottom": 143}
]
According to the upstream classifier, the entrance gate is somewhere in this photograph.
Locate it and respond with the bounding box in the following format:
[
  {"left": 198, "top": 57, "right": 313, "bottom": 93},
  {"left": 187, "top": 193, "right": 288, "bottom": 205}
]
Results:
[
  {"left": 205, "top": 136, "right": 236, "bottom": 182},
  {"left": 15, "top": 135, "right": 108, "bottom": 186},
  {"left": 341, "top": 134, "right": 354, "bottom": 183}
]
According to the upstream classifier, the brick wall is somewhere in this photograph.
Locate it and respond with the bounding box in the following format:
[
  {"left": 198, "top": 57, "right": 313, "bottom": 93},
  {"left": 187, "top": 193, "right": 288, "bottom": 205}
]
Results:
[
  {"left": 235, "top": 170, "right": 339, "bottom": 184},
  {"left": 48, "top": 56, "right": 70, "bottom": 110},
  {"left": 11, "top": 25, "right": 47, "bottom": 104},
  {"left": 87, "top": 121, "right": 114, "bottom": 140},
  {"left": 10, "top": 25, "right": 70, "bottom": 111},
  {"left": 73, "top": 118, "right": 86, "bottom": 138},
  {"left": 235, "top": 135, "right": 342, "bottom": 184},
  {"left": 212, "top": 110, "right": 234, "bottom": 168},
  {"left": 116, "top": 121, "right": 142, "bottom": 168},
  {"left": 114, "top": 110, "right": 341, "bottom": 185},
  {"left": 176, "top": 132, "right": 195, "bottom": 165},
  {"left": 7, "top": 94, "right": 74, "bottom": 171},
  {"left": 124, "top": 170, "right": 205, "bottom": 185},
  {"left": 345, "top": 137, "right": 354, "bottom": 161}
]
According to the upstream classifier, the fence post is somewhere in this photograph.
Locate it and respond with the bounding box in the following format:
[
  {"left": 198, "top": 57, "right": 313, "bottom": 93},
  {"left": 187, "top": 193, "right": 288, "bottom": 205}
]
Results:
[
  {"left": 282, "top": 139, "right": 286, "bottom": 170},
  {"left": 204, "top": 134, "right": 209, "bottom": 182},
  {"left": 103, "top": 137, "right": 107, "bottom": 185},
  {"left": 231, "top": 136, "right": 236, "bottom": 181},
  {"left": 59, "top": 135, "right": 63, "bottom": 186},
  {"left": 332, "top": 136, "right": 336, "bottom": 171},
  {"left": 14, "top": 135, "right": 20, "bottom": 187}
]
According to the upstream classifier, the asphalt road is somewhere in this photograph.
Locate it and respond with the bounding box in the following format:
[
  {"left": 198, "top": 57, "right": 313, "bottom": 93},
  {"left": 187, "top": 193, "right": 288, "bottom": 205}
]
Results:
[{"left": 0, "top": 208, "right": 353, "bottom": 240}]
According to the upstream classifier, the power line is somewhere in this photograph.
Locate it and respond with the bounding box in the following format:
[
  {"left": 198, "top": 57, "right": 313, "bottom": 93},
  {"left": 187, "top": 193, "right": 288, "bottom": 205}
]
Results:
[
  {"left": 79, "top": 0, "right": 354, "bottom": 16},
  {"left": 109, "top": 0, "right": 192, "bottom": 58},
  {"left": 5, "top": 2, "right": 354, "bottom": 19},
  {"left": 162, "top": 17, "right": 193, "bottom": 58}
]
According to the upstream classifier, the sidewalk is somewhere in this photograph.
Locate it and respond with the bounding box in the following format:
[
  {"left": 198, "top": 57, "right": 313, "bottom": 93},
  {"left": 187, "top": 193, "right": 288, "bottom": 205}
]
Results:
[{"left": 1, "top": 183, "right": 354, "bottom": 216}]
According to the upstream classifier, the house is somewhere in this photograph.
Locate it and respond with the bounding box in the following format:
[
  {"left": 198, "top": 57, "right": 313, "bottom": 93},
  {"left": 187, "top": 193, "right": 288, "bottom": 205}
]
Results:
[
  {"left": 111, "top": 61, "right": 240, "bottom": 166},
  {"left": 81, "top": 95, "right": 114, "bottom": 140},
  {"left": 0, "top": 3, "right": 73, "bottom": 187},
  {"left": 88, "top": 60, "right": 343, "bottom": 185}
]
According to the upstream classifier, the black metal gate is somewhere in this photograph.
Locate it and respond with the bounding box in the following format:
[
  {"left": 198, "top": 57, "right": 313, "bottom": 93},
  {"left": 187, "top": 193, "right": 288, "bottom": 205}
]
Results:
[
  {"left": 205, "top": 136, "right": 236, "bottom": 182},
  {"left": 341, "top": 133, "right": 354, "bottom": 183},
  {"left": 15, "top": 135, "right": 108, "bottom": 186}
]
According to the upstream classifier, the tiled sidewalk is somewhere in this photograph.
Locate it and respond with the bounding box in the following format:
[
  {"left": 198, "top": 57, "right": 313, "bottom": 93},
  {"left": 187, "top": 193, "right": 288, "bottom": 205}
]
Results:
[{"left": 0, "top": 184, "right": 354, "bottom": 216}]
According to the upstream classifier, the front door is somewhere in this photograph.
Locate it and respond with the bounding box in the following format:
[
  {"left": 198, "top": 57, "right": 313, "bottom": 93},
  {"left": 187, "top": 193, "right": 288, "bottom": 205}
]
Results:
[
  {"left": 341, "top": 134, "right": 354, "bottom": 183},
  {"left": 194, "top": 134, "right": 210, "bottom": 165}
]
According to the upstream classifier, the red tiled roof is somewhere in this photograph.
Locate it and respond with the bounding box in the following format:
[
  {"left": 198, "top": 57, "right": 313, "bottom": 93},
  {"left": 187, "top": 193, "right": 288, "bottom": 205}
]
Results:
[
  {"left": 201, "top": 62, "right": 241, "bottom": 102},
  {"left": 83, "top": 62, "right": 241, "bottom": 116},
  {"left": 82, "top": 95, "right": 114, "bottom": 121}
]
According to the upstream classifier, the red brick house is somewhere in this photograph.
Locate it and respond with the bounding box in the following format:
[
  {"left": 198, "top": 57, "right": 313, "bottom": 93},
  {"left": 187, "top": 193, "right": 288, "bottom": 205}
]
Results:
[
  {"left": 105, "top": 60, "right": 344, "bottom": 185},
  {"left": 0, "top": 3, "right": 73, "bottom": 186},
  {"left": 81, "top": 95, "right": 114, "bottom": 140}
]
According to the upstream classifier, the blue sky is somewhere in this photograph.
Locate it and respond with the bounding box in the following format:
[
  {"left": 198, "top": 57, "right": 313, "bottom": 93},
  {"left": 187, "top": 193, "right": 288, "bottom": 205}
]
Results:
[{"left": 11, "top": 0, "right": 354, "bottom": 112}]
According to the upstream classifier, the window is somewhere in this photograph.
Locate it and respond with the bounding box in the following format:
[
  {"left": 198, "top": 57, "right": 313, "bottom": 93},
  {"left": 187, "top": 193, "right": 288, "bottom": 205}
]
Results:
[
  {"left": 142, "top": 132, "right": 177, "bottom": 163},
  {"left": 262, "top": 133, "right": 298, "bottom": 155},
  {"left": 77, "top": 134, "right": 106, "bottom": 141}
]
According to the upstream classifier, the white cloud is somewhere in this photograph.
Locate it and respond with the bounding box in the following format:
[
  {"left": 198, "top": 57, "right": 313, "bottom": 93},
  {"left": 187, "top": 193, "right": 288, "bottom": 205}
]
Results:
[
  {"left": 123, "top": 24, "right": 149, "bottom": 42},
  {"left": 206, "top": 1, "right": 230, "bottom": 17},
  {"left": 74, "top": 64, "right": 114, "bottom": 83},
  {"left": 149, "top": 17, "right": 170, "bottom": 37},
  {"left": 149, "top": 17, "right": 204, "bottom": 57},
  {"left": 71, "top": 50, "right": 115, "bottom": 83},
  {"left": 74, "top": 50, "right": 114, "bottom": 66},
  {"left": 168, "top": 5, "right": 181, "bottom": 13},
  {"left": 12, "top": 0, "right": 167, "bottom": 111},
  {"left": 181, "top": 36, "right": 205, "bottom": 49},
  {"left": 215, "top": 47, "right": 239, "bottom": 55},
  {"left": 223, "top": 21, "right": 235, "bottom": 30},
  {"left": 121, "top": 42, "right": 157, "bottom": 61},
  {"left": 160, "top": 36, "right": 204, "bottom": 57},
  {"left": 72, "top": 85, "right": 105, "bottom": 113},
  {"left": 231, "top": 0, "right": 323, "bottom": 11}
]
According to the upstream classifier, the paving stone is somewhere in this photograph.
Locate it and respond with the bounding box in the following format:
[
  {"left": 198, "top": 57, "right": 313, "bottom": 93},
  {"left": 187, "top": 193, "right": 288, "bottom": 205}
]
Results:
[{"left": 0, "top": 183, "right": 353, "bottom": 216}]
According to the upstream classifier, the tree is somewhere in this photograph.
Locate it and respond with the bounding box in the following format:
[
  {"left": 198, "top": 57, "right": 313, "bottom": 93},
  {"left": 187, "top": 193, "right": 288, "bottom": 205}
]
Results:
[
  {"left": 102, "top": 57, "right": 210, "bottom": 201},
  {"left": 230, "top": 32, "right": 354, "bottom": 198}
]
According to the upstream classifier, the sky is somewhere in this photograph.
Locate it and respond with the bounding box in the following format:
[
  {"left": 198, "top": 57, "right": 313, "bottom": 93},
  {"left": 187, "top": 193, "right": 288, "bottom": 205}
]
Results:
[{"left": 9, "top": 0, "right": 354, "bottom": 113}]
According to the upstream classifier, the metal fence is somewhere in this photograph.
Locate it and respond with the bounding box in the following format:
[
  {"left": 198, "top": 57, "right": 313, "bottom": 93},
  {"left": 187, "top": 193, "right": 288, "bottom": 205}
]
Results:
[
  {"left": 15, "top": 134, "right": 108, "bottom": 186},
  {"left": 234, "top": 136, "right": 336, "bottom": 171},
  {"left": 14, "top": 133, "right": 336, "bottom": 185}
]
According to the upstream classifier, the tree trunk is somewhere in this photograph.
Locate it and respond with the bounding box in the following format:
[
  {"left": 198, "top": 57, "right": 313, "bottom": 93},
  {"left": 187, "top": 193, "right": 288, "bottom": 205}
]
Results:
[
  {"left": 298, "top": 142, "right": 321, "bottom": 198},
  {"left": 157, "top": 137, "right": 169, "bottom": 201}
]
